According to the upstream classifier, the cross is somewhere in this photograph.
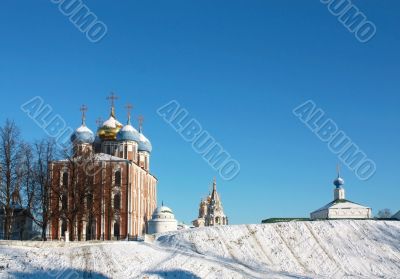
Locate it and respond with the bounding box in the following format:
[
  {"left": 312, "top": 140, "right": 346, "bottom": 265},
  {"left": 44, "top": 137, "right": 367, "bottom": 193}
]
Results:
[
  {"left": 80, "top": 104, "right": 88, "bottom": 125},
  {"left": 106, "top": 92, "right": 119, "bottom": 108},
  {"left": 96, "top": 117, "right": 103, "bottom": 127},
  {"left": 125, "top": 103, "right": 133, "bottom": 118},
  {"left": 336, "top": 164, "right": 341, "bottom": 177},
  {"left": 138, "top": 115, "right": 144, "bottom": 131}
]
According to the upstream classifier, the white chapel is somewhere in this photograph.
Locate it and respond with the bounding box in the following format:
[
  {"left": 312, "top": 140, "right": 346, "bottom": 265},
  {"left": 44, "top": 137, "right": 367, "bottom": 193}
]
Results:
[{"left": 310, "top": 169, "right": 372, "bottom": 220}]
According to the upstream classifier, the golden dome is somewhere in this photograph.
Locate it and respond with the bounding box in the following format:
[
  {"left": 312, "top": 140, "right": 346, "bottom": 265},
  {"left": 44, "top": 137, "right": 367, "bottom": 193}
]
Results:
[{"left": 97, "top": 108, "right": 123, "bottom": 140}]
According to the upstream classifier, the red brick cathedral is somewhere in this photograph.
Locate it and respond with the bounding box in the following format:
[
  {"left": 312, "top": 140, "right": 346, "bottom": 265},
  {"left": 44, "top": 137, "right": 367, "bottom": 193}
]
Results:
[{"left": 49, "top": 94, "right": 157, "bottom": 241}]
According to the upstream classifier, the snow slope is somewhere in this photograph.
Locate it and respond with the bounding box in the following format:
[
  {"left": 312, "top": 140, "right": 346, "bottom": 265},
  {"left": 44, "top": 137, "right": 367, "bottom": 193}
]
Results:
[{"left": 0, "top": 220, "right": 399, "bottom": 278}]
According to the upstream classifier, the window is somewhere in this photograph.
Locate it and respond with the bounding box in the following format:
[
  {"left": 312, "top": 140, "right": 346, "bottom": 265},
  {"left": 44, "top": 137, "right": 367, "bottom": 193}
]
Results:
[
  {"left": 114, "top": 222, "right": 120, "bottom": 238},
  {"left": 87, "top": 193, "right": 93, "bottom": 210},
  {"left": 114, "top": 193, "right": 121, "bottom": 210},
  {"left": 115, "top": 170, "right": 121, "bottom": 187},
  {"left": 62, "top": 173, "right": 68, "bottom": 187},
  {"left": 62, "top": 195, "right": 68, "bottom": 210},
  {"left": 61, "top": 220, "right": 67, "bottom": 237}
]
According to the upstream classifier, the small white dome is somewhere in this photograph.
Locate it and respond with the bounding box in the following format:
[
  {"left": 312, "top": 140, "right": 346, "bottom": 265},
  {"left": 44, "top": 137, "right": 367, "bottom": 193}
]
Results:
[
  {"left": 151, "top": 206, "right": 175, "bottom": 220},
  {"left": 148, "top": 205, "right": 178, "bottom": 234}
]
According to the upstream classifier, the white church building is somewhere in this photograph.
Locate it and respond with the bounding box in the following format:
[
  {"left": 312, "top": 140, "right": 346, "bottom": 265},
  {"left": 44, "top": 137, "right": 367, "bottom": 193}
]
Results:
[
  {"left": 147, "top": 204, "right": 178, "bottom": 234},
  {"left": 310, "top": 171, "right": 372, "bottom": 220}
]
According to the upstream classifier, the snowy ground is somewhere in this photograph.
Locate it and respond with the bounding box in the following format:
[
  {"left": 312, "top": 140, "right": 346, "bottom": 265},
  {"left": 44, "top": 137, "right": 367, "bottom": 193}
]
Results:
[{"left": 0, "top": 220, "right": 399, "bottom": 278}]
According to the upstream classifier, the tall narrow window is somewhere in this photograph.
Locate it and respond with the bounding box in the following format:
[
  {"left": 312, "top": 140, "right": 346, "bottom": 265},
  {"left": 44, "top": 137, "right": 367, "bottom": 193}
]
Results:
[
  {"left": 62, "top": 195, "right": 68, "bottom": 210},
  {"left": 62, "top": 172, "right": 68, "bottom": 211},
  {"left": 114, "top": 222, "right": 120, "bottom": 238},
  {"left": 61, "top": 220, "right": 67, "bottom": 237},
  {"left": 115, "top": 170, "right": 121, "bottom": 187},
  {"left": 114, "top": 193, "right": 121, "bottom": 210},
  {"left": 62, "top": 172, "right": 68, "bottom": 187}
]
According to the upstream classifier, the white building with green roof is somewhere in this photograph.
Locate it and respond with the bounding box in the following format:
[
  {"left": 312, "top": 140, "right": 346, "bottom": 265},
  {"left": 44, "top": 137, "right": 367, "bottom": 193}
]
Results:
[{"left": 310, "top": 172, "right": 372, "bottom": 220}]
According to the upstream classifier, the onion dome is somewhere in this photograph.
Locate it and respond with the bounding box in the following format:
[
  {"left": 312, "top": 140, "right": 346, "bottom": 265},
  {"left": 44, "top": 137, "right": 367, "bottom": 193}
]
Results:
[
  {"left": 333, "top": 165, "right": 345, "bottom": 188},
  {"left": 71, "top": 125, "right": 95, "bottom": 144},
  {"left": 116, "top": 106, "right": 140, "bottom": 142},
  {"left": 117, "top": 125, "right": 140, "bottom": 142},
  {"left": 137, "top": 116, "right": 152, "bottom": 153},
  {"left": 333, "top": 176, "right": 345, "bottom": 188},
  {"left": 138, "top": 132, "right": 152, "bottom": 153},
  {"left": 71, "top": 105, "right": 95, "bottom": 144},
  {"left": 97, "top": 107, "right": 123, "bottom": 141}
]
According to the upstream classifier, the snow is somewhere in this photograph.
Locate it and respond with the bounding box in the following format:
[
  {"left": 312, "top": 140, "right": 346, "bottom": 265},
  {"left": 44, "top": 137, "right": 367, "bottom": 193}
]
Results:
[
  {"left": 93, "top": 153, "right": 128, "bottom": 162},
  {"left": 75, "top": 125, "right": 93, "bottom": 134},
  {"left": 120, "top": 124, "right": 138, "bottom": 133},
  {"left": 1, "top": 220, "right": 399, "bottom": 278},
  {"left": 103, "top": 116, "right": 122, "bottom": 128}
]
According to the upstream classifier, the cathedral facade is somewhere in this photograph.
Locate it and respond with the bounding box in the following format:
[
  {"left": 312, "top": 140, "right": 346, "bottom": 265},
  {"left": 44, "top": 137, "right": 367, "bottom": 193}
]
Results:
[
  {"left": 48, "top": 95, "right": 157, "bottom": 241},
  {"left": 192, "top": 179, "right": 228, "bottom": 227}
]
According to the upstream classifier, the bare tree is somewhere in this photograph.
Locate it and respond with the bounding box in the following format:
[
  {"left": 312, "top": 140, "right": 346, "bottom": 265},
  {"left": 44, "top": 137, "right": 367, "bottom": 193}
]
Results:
[
  {"left": 376, "top": 208, "right": 392, "bottom": 219},
  {"left": 51, "top": 147, "right": 100, "bottom": 241},
  {"left": 31, "top": 139, "right": 57, "bottom": 240},
  {"left": 0, "top": 120, "right": 23, "bottom": 240},
  {"left": 20, "top": 143, "right": 34, "bottom": 210}
]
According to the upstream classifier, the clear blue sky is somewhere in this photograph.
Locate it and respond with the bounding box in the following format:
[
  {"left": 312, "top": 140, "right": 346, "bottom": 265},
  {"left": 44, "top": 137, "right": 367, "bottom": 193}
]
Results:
[{"left": 0, "top": 1, "right": 399, "bottom": 224}]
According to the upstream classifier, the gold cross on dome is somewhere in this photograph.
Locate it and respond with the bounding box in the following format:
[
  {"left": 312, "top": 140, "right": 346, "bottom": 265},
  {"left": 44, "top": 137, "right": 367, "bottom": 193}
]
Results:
[
  {"left": 125, "top": 103, "right": 133, "bottom": 118},
  {"left": 80, "top": 104, "right": 88, "bottom": 125},
  {"left": 107, "top": 92, "right": 119, "bottom": 108},
  {"left": 138, "top": 115, "right": 144, "bottom": 132}
]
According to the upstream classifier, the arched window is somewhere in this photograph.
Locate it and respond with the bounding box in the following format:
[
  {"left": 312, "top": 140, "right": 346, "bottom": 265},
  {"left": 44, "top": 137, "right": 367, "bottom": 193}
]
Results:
[
  {"left": 115, "top": 170, "right": 121, "bottom": 187},
  {"left": 62, "top": 172, "right": 68, "bottom": 187},
  {"left": 114, "top": 222, "right": 120, "bottom": 238},
  {"left": 114, "top": 193, "right": 121, "bottom": 210},
  {"left": 61, "top": 220, "right": 67, "bottom": 237}
]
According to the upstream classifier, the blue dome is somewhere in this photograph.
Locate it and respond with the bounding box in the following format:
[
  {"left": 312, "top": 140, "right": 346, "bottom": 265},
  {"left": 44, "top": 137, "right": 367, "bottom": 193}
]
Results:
[
  {"left": 138, "top": 132, "right": 152, "bottom": 153},
  {"left": 116, "top": 124, "right": 140, "bottom": 142},
  {"left": 71, "top": 125, "right": 95, "bottom": 144},
  {"left": 333, "top": 176, "right": 345, "bottom": 187}
]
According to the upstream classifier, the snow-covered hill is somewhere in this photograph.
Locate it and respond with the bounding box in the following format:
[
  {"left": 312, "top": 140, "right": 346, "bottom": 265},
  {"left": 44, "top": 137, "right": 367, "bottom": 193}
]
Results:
[{"left": 1, "top": 220, "right": 399, "bottom": 278}]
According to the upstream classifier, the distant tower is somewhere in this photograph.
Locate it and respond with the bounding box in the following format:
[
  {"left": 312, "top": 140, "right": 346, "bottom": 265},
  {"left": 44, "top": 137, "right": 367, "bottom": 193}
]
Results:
[
  {"left": 205, "top": 178, "right": 228, "bottom": 226},
  {"left": 193, "top": 178, "right": 228, "bottom": 227}
]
